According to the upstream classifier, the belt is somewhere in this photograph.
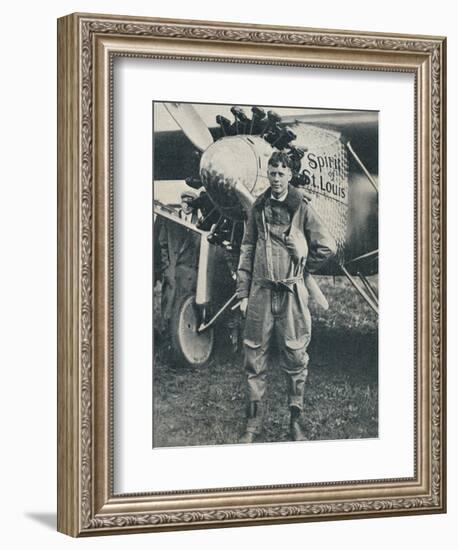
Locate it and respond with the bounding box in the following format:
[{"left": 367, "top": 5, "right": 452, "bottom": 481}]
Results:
[{"left": 256, "top": 275, "right": 303, "bottom": 293}]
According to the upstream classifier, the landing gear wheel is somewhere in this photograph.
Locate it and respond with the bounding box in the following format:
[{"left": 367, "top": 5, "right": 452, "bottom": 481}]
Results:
[{"left": 170, "top": 294, "right": 214, "bottom": 367}]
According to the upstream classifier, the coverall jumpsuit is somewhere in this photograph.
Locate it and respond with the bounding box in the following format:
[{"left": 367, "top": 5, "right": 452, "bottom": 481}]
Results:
[{"left": 236, "top": 185, "right": 336, "bottom": 434}]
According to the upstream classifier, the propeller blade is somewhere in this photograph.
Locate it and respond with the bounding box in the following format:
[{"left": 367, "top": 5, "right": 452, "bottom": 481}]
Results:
[
  {"left": 164, "top": 103, "right": 214, "bottom": 153},
  {"left": 304, "top": 273, "right": 329, "bottom": 310}
]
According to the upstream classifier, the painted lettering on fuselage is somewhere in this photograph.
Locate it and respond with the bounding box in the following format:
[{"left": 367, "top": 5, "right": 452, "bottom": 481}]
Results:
[{"left": 301, "top": 152, "right": 348, "bottom": 204}]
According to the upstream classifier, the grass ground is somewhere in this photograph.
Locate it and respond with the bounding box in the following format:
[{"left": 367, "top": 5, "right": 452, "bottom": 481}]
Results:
[{"left": 153, "top": 276, "right": 378, "bottom": 447}]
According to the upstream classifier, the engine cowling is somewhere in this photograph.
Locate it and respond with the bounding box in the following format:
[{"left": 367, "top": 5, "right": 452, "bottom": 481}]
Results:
[{"left": 199, "top": 135, "right": 273, "bottom": 221}]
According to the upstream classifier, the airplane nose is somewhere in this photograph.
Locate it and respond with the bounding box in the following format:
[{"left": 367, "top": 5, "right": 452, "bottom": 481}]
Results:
[{"left": 200, "top": 136, "right": 270, "bottom": 220}]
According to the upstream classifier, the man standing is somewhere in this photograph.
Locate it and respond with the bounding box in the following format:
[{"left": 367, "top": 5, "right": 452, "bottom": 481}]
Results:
[
  {"left": 237, "top": 152, "right": 336, "bottom": 443},
  {"left": 158, "top": 190, "right": 200, "bottom": 322}
]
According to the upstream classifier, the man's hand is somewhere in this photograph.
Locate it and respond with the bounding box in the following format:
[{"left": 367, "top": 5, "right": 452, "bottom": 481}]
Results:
[{"left": 231, "top": 298, "right": 248, "bottom": 317}]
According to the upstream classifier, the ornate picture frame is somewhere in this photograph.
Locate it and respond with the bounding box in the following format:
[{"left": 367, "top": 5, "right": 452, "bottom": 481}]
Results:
[{"left": 57, "top": 13, "right": 446, "bottom": 536}]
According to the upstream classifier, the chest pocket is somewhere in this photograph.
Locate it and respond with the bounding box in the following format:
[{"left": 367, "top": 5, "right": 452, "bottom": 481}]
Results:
[{"left": 262, "top": 204, "right": 290, "bottom": 243}]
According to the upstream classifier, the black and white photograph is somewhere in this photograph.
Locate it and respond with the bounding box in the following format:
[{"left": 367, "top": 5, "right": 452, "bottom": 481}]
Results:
[
  {"left": 1, "top": 0, "right": 452, "bottom": 543},
  {"left": 152, "top": 101, "right": 379, "bottom": 448}
]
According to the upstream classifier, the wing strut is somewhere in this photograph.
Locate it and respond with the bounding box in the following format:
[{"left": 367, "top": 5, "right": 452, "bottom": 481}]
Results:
[
  {"left": 340, "top": 265, "right": 378, "bottom": 315},
  {"left": 358, "top": 272, "right": 379, "bottom": 307},
  {"left": 346, "top": 141, "right": 378, "bottom": 193}
]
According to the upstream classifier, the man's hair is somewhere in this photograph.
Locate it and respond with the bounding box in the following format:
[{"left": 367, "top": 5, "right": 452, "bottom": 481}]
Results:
[{"left": 268, "top": 151, "right": 293, "bottom": 170}]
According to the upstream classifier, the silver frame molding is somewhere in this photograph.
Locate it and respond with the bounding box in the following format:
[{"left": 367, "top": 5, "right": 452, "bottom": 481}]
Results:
[{"left": 57, "top": 12, "right": 446, "bottom": 537}]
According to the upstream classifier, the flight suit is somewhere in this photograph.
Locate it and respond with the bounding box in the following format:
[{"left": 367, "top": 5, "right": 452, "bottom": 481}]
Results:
[{"left": 236, "top": 185, "right": 336, "bottom": 434}]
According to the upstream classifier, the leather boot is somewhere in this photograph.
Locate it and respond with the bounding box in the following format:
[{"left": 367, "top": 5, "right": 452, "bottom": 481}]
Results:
[
  {"left": 290, "top": 406, "right": 307, "bottom": 441},
  {"left": 239, "top": 401, "right": 262, "bottom": 444}
]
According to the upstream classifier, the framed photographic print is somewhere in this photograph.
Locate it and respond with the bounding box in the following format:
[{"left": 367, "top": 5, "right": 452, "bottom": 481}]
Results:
[{"left": 57, "top": 13, "right": 446, "bottom": 536}]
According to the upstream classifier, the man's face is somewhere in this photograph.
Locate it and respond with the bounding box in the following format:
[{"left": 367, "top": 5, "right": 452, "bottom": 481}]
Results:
[
  {"left": 181, "top": 200, "right": 193, "bottom": 215},
  {"left": 267, "top": 163, "right": 291, "bottom": 198}
]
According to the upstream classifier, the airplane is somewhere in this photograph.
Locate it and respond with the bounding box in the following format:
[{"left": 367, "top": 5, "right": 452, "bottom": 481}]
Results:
[{"left": 153, "top": 102, "right": 378, "bottom": 367}]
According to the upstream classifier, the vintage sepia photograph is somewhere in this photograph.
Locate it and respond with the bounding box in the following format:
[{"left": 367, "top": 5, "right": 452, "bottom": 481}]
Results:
[{"left": 152, "top": 101, "right": 378, "bottom": 448}]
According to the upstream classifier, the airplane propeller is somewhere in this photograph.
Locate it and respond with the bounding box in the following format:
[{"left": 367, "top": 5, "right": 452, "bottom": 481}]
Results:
[
  {"left": 164, "top": 103, "right": 214, "bottom": 153},
  {"left": 160, "top": 103, "right": 336, "bottom": 312},
  {"left": 157, "top": 103, "right": 379, "bottom": 321}
]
